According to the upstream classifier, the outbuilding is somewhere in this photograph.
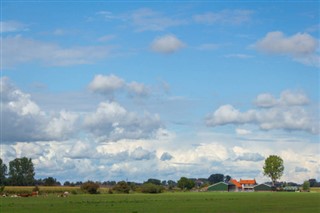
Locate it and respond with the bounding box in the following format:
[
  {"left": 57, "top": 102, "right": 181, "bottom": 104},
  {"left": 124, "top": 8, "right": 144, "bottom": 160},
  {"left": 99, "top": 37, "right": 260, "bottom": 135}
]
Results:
[
  {"left": 253, "top": 183, "right": 272, "bottom": 192},
  {"left": 207, "top": 182, "right": 235, "bottom": 192}
]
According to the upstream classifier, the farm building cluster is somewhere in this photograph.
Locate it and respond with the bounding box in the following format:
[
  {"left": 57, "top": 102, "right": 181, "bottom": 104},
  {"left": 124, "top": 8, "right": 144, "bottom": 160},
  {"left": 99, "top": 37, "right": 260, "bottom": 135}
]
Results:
[{"left": 206, "top": 179, "right": 298, "bottom": 192}]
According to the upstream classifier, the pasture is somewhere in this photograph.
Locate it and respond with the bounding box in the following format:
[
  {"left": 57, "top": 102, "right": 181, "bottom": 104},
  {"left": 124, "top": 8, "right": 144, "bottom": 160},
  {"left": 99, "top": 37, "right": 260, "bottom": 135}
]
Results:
[{"left": 1, "top": 192, "right": 319, "bottom": 213}]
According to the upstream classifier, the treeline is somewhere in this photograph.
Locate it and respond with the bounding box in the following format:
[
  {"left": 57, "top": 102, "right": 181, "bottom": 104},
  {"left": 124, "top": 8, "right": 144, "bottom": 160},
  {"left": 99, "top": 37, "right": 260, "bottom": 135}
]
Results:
[{"left": 1, "top": 157, "right": 319, "bottom": 194}]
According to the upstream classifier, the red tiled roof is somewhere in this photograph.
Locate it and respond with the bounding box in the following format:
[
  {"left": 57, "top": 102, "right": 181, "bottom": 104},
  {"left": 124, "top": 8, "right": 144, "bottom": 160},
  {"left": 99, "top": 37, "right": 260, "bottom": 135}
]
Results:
[
  {"left": 239, "top": 179, "right": 256, "bottom": 185},
  {"left": 230, "top": 179, "right": 242, "bottom": 188}
]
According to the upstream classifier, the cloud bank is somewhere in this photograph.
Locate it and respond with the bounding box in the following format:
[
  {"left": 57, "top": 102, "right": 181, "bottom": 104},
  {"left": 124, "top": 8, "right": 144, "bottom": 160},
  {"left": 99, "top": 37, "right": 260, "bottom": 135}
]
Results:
[
  {"left": 255, "top": 31, "right": 319, "bottom": 67},
  {"left": 206, "top": 90, "right": 319, "bottom": 134}
]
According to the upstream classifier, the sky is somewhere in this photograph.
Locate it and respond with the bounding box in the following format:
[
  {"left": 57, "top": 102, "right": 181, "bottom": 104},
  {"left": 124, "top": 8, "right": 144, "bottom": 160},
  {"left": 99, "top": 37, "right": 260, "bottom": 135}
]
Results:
[{"left": 1, "top": 0, "right": 319, "bottom": 184}]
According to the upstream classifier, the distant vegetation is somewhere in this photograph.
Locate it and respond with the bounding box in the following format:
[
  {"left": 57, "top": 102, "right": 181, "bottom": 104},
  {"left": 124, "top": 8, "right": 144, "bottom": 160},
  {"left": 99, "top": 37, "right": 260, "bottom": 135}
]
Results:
[{"left": 1, "top": 156, "right": 320, "bottom": 195}]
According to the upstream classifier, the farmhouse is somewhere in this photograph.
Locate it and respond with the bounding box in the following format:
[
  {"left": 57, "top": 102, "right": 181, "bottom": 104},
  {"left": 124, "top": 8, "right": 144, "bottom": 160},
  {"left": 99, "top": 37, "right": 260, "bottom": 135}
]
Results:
[{"left": 230, "top": 179, "right": 257, "bottom": 192}]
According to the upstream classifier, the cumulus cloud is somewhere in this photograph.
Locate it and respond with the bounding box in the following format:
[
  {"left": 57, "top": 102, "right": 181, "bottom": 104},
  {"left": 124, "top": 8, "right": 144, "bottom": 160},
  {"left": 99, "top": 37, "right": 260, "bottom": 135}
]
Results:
[
  {"left": 2, "top": 36, "right": 111, "bottom": 68},
  {"left": 88, "top": 74, "right": 125, "bottom": 95},
  {"left": 255, "top": 90, "right": 309, "bottom": 108},
  {"left": 88, "top": 74, "right": 150, "bottom": 98},
  {"left": 193, "top": 10, "right": 254, "bottom": 25},
  {"left": 206, "top": 90, "right": 318, "bottom": 134},
  {"left": 151, "top": 35, "right": 185, "bottom": 54},
  {"left": 84, "top": 101, "right": 162, "bottom": 141},
  {"left": 0, "top": 77, "right": 79, "bottom": 143},
  {"left": 255, "top": 31, "right": 319, "bottom": 67}
]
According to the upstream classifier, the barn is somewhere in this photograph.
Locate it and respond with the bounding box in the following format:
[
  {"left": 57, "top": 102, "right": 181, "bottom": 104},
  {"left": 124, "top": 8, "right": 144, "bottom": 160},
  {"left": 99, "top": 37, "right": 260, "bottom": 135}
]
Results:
[
  {"left": 253, "top": 183, "right": 272, "bottom": 192},
  {"left": 207, "top": 182, "right": 235, "bottom": 192}
]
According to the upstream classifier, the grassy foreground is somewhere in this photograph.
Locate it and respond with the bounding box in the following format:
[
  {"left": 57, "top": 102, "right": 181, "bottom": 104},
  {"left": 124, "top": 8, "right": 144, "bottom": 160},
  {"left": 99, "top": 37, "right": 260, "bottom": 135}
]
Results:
[{"left": 1, "top": 192, "right": 319, "bottom": 213}]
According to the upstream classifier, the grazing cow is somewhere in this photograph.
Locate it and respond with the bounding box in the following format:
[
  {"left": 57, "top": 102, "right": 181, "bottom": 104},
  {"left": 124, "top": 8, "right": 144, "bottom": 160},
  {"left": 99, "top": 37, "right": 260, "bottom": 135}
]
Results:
[
  {"left": 58, "top": 191, "right": 69, "bottom": 197},
  {"left": 18, "top": 193, "right": 30, "bottom": 197},
  {"left": 31, "top": 191, "right": 39, "bottom": 197}
]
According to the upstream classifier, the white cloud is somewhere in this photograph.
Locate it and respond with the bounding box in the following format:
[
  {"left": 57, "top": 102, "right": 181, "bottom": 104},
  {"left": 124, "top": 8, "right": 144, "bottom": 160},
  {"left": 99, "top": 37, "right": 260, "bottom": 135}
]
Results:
[
  {"left": 254, "top": 93, "right": 278, "bottom": 108},
  {"left": 151, "top": 35, "right": 185, "bottom": 54},
  {"left": 84, "top": 101, "right": 162, "bottom": 141},
  {"left": 67, "top": 140, "right": 98, "bottom": 159},
  {"left": 88, "top": 74, "right": 125, "bottom": 95},
  {"left": 0, "top": 20, "right": 28, "bottom": 33},
  {"left": 88, "top": 74, "right": 150, "bottom": 98},
  {"left": 255, "top": 31, "right": 319, "bottom": 67},
  {"left": 193, "top": 10, "right": 254, "bottom": 25},
  {"left": 255, "top": 90, "right": 309, "bottom": 108},
  {"left": 0, "top": 77, "right": 79, "bottom": 142},
  {"left": 2, "top": 36, "right": 111, "bottom": 68},
  {"left": 279, "top": 90, "right": 309, "bottom": 106},
  {"left": 206, "top": 91, "right": 319, "bottom": 134},
  {"left": 45, "top": 111, "right": 79, "bottom": 140}
]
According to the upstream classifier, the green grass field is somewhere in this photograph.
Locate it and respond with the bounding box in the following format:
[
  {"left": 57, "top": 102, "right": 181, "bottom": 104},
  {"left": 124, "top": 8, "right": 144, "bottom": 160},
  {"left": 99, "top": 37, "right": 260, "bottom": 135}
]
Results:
[{"left": 1, "top": 192, "right": 319, "bottom": 213}]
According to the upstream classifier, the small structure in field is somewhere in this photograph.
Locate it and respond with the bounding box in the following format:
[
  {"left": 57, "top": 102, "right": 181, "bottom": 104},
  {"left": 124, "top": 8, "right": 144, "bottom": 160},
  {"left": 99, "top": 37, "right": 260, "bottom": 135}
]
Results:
[
  {"left": 207, "top": 182, "right": 235, "bottom": 192},
  {"left": 253, "top": 183, "right": 272, "bottom": 192}
]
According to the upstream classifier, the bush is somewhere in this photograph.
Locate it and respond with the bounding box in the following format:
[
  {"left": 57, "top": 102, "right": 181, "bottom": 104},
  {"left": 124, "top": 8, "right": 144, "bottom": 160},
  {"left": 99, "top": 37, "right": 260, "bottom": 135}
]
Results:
[
  {"left": 140, "top": 183, "right": 164, "bottom": 193},
  {"left": 113, "top": 181, "right": 130, "bottom": 194},
  {"left": 81, "top": 181, "right": 100, "bottom": 194}
]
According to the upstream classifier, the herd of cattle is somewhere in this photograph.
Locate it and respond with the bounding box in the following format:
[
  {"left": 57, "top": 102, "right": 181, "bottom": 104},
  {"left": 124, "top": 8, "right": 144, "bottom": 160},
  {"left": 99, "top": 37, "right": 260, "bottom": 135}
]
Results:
[{"left": 2, "top": 191, "right": 69, "bottom": 197}]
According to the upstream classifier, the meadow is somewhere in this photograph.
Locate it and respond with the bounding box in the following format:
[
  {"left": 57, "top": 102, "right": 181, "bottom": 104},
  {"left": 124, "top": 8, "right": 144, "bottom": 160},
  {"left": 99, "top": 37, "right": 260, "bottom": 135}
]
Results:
[{"left": 1, "top": 191, "right": 319, "bottom": 213}]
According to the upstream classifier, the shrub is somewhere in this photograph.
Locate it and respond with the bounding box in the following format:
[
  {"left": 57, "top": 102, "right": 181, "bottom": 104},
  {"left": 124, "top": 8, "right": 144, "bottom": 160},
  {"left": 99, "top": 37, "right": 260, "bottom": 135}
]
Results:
[
  {"left": 81, "top": 181, "right": 100, "bottom": 194},
  {"left": 140, "top": 183, "right": 164, "bottom": 193},
  {"left": 113, "top": 181, "right": 130, "bottom": 194}
]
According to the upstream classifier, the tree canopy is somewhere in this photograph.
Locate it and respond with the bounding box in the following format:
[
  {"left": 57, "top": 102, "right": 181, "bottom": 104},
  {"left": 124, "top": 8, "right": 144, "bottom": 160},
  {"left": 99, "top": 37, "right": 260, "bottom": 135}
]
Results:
[
  {"left": 177, "top": 177, "right": 195, "bottom": 190},
  {"left": 0, "top": 158, "right": 7, "bottom": 185},
  {"left": 263, "top": 155, "right": 284, "bottom": 186},
  {"left": 208, "top": 173, "right": 224, "bottom": 184},
  {"left": 8, "top": 157, "right": 35, "bottom": 186}
]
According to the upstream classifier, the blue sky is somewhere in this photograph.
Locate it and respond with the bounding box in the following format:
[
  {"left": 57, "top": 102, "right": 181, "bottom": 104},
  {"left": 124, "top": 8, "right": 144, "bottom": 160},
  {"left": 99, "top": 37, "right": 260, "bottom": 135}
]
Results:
[{"left": 1, "top": 1, "right": 319, "bottom": 183}]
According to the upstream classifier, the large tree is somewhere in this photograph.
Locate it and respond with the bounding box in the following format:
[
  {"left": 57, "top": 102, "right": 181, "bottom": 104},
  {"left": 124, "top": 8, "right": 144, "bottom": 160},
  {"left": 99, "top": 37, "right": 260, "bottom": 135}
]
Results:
[
  {"left": 208, "top": 173, "right": 224, "bottom": 184},
  {"left": 177, "top": 177, "right": 195, "bottom": 190},
  {"left": 8, "top": 157, "right": 35, "bottom": 186},
  {"left": 0, "top": 158, "right": 7, "bottom": 185},
  {"left": 263, "top": 155, "right": 284, "bottom": 186}
]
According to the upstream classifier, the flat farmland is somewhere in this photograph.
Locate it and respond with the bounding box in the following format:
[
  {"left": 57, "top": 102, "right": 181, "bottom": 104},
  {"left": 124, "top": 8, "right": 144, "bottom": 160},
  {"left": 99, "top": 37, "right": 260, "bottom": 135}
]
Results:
[{"left": 1, "top": 192, "right": 319, "bottom": 213}]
